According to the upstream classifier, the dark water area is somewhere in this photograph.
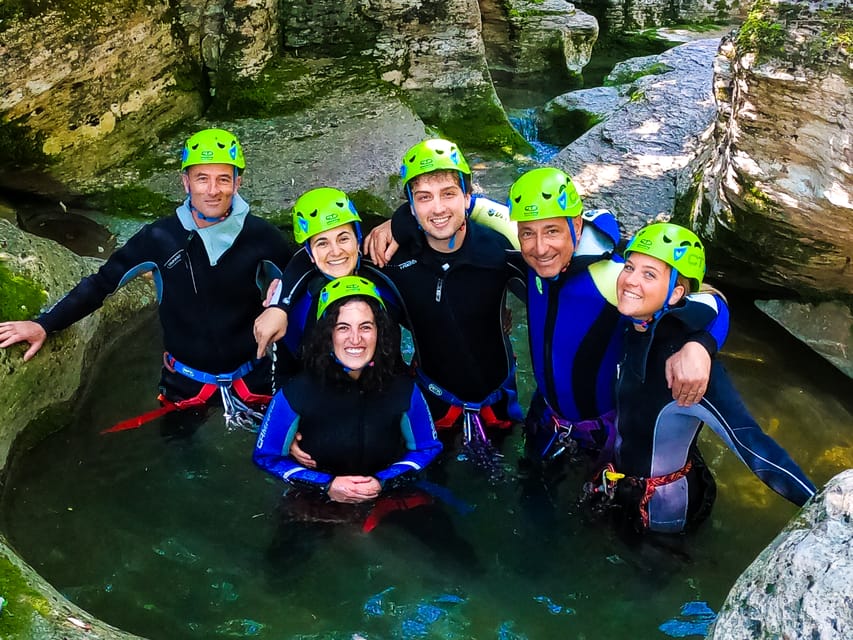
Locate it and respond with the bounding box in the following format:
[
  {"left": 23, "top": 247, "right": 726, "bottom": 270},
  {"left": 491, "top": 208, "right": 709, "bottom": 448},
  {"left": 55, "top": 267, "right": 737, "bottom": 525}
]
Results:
[{"left": 2, "top": 293, "right": 850, "bottom": 640}]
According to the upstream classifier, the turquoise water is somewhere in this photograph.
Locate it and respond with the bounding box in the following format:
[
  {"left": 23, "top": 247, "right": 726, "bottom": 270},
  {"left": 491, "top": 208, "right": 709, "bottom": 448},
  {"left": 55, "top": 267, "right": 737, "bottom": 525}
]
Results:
[{"left": 2, "top": 295, "right": 850, "bottom": 640}]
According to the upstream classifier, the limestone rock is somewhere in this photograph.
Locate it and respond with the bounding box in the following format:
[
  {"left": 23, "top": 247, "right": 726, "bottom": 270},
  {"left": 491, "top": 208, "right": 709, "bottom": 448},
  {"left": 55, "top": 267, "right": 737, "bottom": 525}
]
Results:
[
  {"left": 552, "top": 38, "right": 721, "bottom": 233},
  {"left": 99, "top": 83, "right": 427, "bottom": 220},
  {"left": 0, "top": 533, "right": 146, "bottom": 639},
  {"left": 754, "top": 299, "right": 853, "bottom": 379},
  {"left": 503, "top": 0, "right": 599, "bottom": 76},
  {"left": 693, "top": 1, "right": 853, "bottom": 299},
  {"left": 367, "top": 0, "right": 524, "bottom": 148},
  {"left": 0, "top": 3, "right": 201, "bottom": 184},
  {"left": 0, "top": 220, "right": 154, "bottom": 470},
  {"left": 708, "top": 468, "right": 853, "bottom": 640},
  {"left": 540, "top": 86, "right": 629, "bottom": 147},
  {"left": 604, "top": 54, "right": 673, "bottom": 86},
  {"left": 574, "top": 0, "right": 743, "bottom": 32}
]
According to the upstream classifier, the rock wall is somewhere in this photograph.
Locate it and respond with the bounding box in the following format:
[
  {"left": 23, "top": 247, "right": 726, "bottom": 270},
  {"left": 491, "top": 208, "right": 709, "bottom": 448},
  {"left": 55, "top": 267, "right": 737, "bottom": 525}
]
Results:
[
  {"left": 708, "top": 468, "right": 853, "bottom": 639},
  {"left": 0, "top": 2, "right": 201, "bottom": 185},
  {"left": 575, "top": 0, "right": 743, "bottom": 32},
  {"left": 688, "top": 0, "right": 852, "bottom": 378},
  {"left": 0, "top": 218, "right": 153, "bottom": 639},
  {"left": 504, "top": 0, "right": 599, "bottom": 76},
  {"left": 694, "top": 0, "right": 853, "bottom": 299}
]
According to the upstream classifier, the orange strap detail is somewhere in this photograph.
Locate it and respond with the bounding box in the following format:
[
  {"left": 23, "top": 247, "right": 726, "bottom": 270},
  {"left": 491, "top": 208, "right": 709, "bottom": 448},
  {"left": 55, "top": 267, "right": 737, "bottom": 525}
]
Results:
[
  {"left": 638, "top": 459, "right": 693, "bottom": 530},
  {"left": 100, "top": 385, "right": 219, "bottom": 434}
]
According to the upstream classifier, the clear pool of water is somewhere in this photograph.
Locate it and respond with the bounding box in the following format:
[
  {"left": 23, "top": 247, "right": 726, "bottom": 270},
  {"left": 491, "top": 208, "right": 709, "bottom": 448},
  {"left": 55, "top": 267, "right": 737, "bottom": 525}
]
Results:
[{"left": 2, "top": 297, "right": 851, "bottom": 639}]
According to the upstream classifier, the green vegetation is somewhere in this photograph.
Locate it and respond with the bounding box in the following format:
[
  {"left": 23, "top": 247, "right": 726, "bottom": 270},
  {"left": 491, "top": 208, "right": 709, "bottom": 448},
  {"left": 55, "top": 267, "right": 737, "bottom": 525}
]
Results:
[
  {"left": 605, "top": 61, "right": 672, "bottom": 87},
  {"left": 736, "top": 0, "right": 786, "bottom": 59},
  {"left": 0, "top": 0, "right": 160, "bottom": 33},
  {"left": 0, "top": 265, "right": 46, "bottom": 321},
  {"left": 429, "top": 88, "right": 531, "bottom": 155},
  {"left": 209, "top": 55, "right": 388, "bottom": 119},
  {"left": 348, "top": 189, "right": 393, "bottom": 217},
  {"left": 0, "top": 552, "right": 50, "bottom": 638},
  {"left": 86, "top": 185, "right": 175, "bottom": 219}
]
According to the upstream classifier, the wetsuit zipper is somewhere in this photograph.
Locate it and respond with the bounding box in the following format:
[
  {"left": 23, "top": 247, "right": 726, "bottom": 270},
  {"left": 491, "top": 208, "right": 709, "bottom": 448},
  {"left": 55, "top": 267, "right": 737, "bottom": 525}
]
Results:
[{"left": 543, "top": 281, "right": 562, "bottom": 416}]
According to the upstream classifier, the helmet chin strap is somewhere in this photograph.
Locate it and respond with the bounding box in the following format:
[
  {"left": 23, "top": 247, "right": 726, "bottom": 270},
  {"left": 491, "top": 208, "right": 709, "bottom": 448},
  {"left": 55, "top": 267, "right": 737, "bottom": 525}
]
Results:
[
  {"left": 631, "top": 268, "right": 679, "bottom": 329},
  {"left": 190, "top": 199, "right": 232, "bottom": 223}
]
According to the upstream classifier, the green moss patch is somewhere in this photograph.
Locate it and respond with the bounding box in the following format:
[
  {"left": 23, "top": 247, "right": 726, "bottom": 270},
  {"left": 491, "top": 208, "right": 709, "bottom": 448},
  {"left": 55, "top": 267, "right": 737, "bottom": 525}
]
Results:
[
  {"left": 0, "top": 0, "right": 159, "bottom": 33},
  {"left": 210, "top": 55, "right": 389, "bottom": 119},
  {"left": 0, "top": 552, "right": 47, "bottom": 638},
  {"left": 348, "top": 189, "right": 393, "bottom": 217},
  {"left": 86, "top": 185, "right": 174, "bottom": 220},
  {"left": 0, "top": 265, "right": 46, "bottom": 321}
]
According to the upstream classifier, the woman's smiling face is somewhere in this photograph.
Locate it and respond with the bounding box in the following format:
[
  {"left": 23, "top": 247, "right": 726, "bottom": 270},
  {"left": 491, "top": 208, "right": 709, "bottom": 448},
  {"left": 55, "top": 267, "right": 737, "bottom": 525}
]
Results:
[{"left": 309, "top": 223, "right": 359, "bottom": 278}]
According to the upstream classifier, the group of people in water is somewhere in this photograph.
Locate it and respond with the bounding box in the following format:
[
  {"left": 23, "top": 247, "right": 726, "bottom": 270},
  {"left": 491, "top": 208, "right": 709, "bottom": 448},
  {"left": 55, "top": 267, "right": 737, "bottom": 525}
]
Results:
[{"left": 0, "top": 128, "right": 816, "bottom": 537}]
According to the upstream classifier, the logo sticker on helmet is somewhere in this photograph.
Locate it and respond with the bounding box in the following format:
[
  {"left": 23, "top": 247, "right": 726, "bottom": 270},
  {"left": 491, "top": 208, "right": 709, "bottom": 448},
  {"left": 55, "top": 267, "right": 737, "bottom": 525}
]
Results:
[
  {"left": 673, "top": 246, "right": 687, "bottom": 261},
  {"left": 557, "top": 190, "right": 567, "bottom": 210}
]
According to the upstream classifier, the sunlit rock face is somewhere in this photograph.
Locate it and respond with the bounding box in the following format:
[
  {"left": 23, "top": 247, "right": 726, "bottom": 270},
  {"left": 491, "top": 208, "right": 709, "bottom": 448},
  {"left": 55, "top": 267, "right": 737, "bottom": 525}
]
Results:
[
  {"left": 708, "top": 468, "right": 853, "bottom": 640},
  {"left": 689, "top": 0, "right": 852, "bottom": 378},
  {"left": 551, "top": 38, "right": 721, "bottom": 233},
  {"left": 695, "top": 1, "right": 852, "bottom": 300}
]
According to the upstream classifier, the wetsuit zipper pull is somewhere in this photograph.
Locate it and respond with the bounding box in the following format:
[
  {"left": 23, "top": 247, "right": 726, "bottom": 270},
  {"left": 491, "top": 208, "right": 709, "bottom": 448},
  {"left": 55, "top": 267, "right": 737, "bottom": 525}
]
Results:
[{"left": 435, "top": 263, "right": 449, "bottom": 302}]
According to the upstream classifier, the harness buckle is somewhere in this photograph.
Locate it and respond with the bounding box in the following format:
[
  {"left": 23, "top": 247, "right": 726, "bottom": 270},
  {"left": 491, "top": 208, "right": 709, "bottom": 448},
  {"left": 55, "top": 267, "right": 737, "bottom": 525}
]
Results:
[{"left": 547, "top": 416, "right": 578, "bottom": 460}]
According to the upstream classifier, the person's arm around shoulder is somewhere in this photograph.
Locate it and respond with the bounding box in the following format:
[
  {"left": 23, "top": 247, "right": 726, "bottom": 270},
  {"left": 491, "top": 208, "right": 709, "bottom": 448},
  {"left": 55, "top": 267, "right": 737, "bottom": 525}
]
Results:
[
  {"left": 666, "top": 290, "right": 731, "bottom": 407},
  {"left": 374, "top": 385, "right": 442, "bottom": 488},
  {"left": 253, "top": 249, "right": 316, "bottom": 358},
  {"left": 469, "top": 194, "right": 519, "bottom": 249}
]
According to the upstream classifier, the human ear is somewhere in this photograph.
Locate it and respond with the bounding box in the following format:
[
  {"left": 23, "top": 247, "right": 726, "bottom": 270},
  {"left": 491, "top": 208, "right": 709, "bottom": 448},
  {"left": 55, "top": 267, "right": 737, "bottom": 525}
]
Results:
[{"left": 668, "top": 283, "right": 686, "bottom": 306}]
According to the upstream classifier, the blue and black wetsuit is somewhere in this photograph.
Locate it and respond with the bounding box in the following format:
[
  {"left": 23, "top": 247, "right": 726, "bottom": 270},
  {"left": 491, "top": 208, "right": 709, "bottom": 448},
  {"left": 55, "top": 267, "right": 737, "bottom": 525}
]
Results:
[
  {"left": 611, "top": 302, "right": 816, "bottom": 533},
  {"left": 253, "top": 372, "right": 441, "bottom": 490},
  {"left": 520, "top": 210, "right": 729, "bottom": 459},
  {"left": 35, "top": 194, "right": 292, "bottom": 401},
  {"left": 387, "top": 203, "right": 526, "bottom": 427}
]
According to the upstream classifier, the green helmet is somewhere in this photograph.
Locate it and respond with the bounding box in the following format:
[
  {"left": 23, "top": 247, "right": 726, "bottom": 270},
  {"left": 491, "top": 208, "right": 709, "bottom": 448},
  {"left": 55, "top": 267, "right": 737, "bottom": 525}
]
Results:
[
  {"left": 181, "top": 128, "right": 245, "bottom": 171},
  {"left": 317, "top": 275, "right": 385, "bottom": 320},
  {"left": 400, "top": 139, "right": 471, "bottom": 188},
  {"left": 508, "top": 167, "right": 583, "bottom": 222},
  {"left": 292, "top": 187, "right": 362, "bottom": 245},
  {"left": 625, "top": 223, "right": 706, "bottom": 291}
]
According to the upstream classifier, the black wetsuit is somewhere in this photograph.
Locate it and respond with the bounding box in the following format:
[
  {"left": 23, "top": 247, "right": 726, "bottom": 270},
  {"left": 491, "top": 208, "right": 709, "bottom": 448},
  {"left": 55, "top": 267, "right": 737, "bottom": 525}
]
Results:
[
  {"left": 254, "top": 372, "right": 441, "bottom": 489},
  {"left": 386, "top": 203, "right": 526, "bottom": 424},
  {"left": 613, "top": 302, "right": 816, "bottom": 533},
  {"left": 35, "top": 195, "right": 292, "bottom": 400}
]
